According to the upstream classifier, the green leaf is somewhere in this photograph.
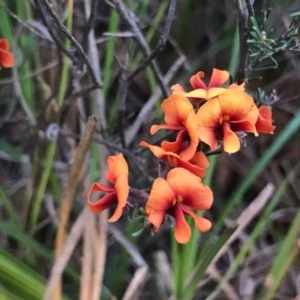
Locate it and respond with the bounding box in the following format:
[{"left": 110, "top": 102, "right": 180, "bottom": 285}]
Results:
[{"left": 0, "top": 249, "right": 70, "bottom": 300}]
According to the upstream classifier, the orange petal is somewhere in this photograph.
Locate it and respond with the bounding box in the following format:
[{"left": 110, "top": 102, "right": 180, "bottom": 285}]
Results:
[
  {"left": 106, "top": 153, "right": 128, "bottom": 184},
  {"left": 166, "top": 168, "right": 213, "bottom": 210},
  {"left": 208, "top": 69, "right": 229, "bottom": 88},
  {"left": 140, "top": 141, "right": 208, "bottom": 177},
  {"left": 190, "top": 71, "right": 207, "bottom": 90},
  {"left": 171, "top": 83, "right": 186, "bottom": 94},
  {"left": 161, "top": 129, "right": 188, "bottom": 153},
  {"left": 189, "top": 151, "right": 210, "bottom": 170},
  {"left": 184, "top": 89, "right": 208, "bottom": 99},
  {"left": 255, "top": 106, "right": 275, "bottom": 134},
  {"left": 150, "top": 124, "right": 183, "bottom": 135},
  {"left": 181, "top": 206, "right": 212, "bottom": 232},
  {"left": 222, "top": 122, "right": 240, "bottom": 153},
  {"left": 197, "top": 98, "right": 222, "bottom": 150},
  {"left": 171, "top": 205, "right": 191, "bottom": 244},
  {"left": 228, "top": 82, "right": 245, "bottom": 91},
  {"left": 146, "top": 178, "right": 176, "bottom": 228},
  {"left": 112, "top": 174, "right": 129, "bottom": 220},
  {"left": 161, "top": 94, "right": 194, "bottom": 126},
  {"left": 197, "top": 98, "right": 222, "bottom": 128},
  {"left": 218, "top": 90, "right": 259, "bottom": 125},
  {"left": 87, "top": 192, "right": 117, "bottom": 214},
  {"left": 230, "top": 119, "right": 258, "bottom": 136},
  {"left": 179, "top": 112, "right": 199, "bottom": 161},
  {"left": 198, "top": 127, "right": 219, "bottom": 150},
  {"left": 0, "top": 49, "right": 14, "bottom": 68},
  {"left": 0, "top": 39, "right": 9, "bottom": 50},
  {"left": 206, "top": 87, "right": 227, "bottom": 99}
]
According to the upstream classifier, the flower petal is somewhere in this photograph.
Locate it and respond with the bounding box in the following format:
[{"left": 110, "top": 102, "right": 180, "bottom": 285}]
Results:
[
  {"left": 228, "top": 82, "right": 245, "bottom": 91},
  {"left": 0, "top": 39, "right": 9, "bottom": 50},
  {"left": 218, "top": 90, "right": 258, "bottom": 124},
  {"left": 146, "top": 178, "right": 176, "bottom": 229},
  {"left": 222, "top": 122, "right": 240, "bottom": 153},
  {"left": 179, "top": 112, "right": 199, "bottom": 161},
  {"left": 255, "top": 106, "right": 275, "bottom": 134},
  {"left": 189, "top": 151, "right": 210, "bottom": 170},
  {"left": 87, "top": 182, "right": 115, "bottom": 194},
  {"left": 150, "top": 124, "right": 183, "bottom": 135},
  {"left": 198, "top": 127, "right": 219, "bottom": 150},
  {"left": 166, "top": 168, "right": 213, "bottom": 210},
  {"left": 197, "top": 98, "right": 222, "bottom": 150},
  {"left": 161, "top": 129, "right": 188, "bottom": 153},
  {"left": 208, "top": 69, "right": 229, "bottom": 88},
  {"left": 171, "top": 83, "right": 186, "bottom": 94},
  {"left": 181, "top": 206, "right": 212, "bottom": 232},
  {"left": 161, "top": 94, "right": 195, "bottom": 126},
  {"left": 112, "top": 174, "right": 129, "bottom": 221},
  {"left": 87, "top": 191, "right": 117, "bottom": 214},
  {"left": 106, "top": 153, "right": 128, "bottom": 184},
  {"left": 170, "top": 205, "right": 191, "bottom": 244},
  {"left": 190, "top": 71, "right": 207, "bottom": 90},
  {"left": 184, "top": 89, "right": 208, "bottom": 99},
  {"left": 0, "top": 49, "right": 14, "bottom": 68},
  {"left": 206, "top": 87, "right": 227, "bottom": 99}
]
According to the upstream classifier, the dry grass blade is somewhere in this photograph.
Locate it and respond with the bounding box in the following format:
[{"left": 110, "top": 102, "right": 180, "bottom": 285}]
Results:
[
  {"left": 209, "top": 183, "right": 275, "bottom": 268},
  {"left": 91, "top": 211, "right": 109, "bottom": 300},
  {"left": 80, "top": 214, "right": 94, "bottom": 300},
  {"left": 54, "top": 116, "right": 97, "bottom": 298},
  {"left": 192, "top": 183, "right": 275, "bottom": 291},
  {"left": 44, "top": 208, "right": 89, "bottom": 300}
]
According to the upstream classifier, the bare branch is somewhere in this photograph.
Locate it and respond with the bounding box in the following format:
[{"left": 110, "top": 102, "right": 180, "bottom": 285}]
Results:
[
  {"left": 40, "top": 0, "right": 101, "bottom": 87},
  {"left": 109, "top": 0, "right": 169, "bottom": 98},
  {"left": 128, "top": 0, "right": 177, "bottom": 81}
]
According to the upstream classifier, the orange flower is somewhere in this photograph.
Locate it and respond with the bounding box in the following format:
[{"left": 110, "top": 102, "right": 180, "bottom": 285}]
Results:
[
  {"left": 140, "top": 141, "right": 209, "bottom": 177},
  {"left": 171, "top": 68, "right": 244, "bottom": 102},
  {"left": 150, "top": 94, "right": 199, "bottom": 161},
  {"left": 197, "top": 90, "right": 259, "bottom": 153},
  {"left": 0, "top": 39, "right": 14, "bottom": 69},
  {"left": 255, "top": 106, "right": 275, "bottom": 134},
  {"left": 87, "top": 154, "right": 129, "bottom": 222},
  {"left": 146, "top": 168, "right": 213, "bottom": 244}
]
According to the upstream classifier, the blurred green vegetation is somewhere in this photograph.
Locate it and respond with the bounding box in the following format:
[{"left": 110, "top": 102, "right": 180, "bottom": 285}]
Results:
[{"left": 0, "top": 0, "right": 300, "bottom": 299}]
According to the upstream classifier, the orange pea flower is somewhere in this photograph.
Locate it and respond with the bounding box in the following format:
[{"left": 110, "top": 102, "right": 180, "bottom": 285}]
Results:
[
  {"left": 255, "top": 106, "right": 275, "bottom": 134},
  {"left": 197, "top": 90, "right": 259, "bottom": 153},
  {"left": 0, "top": 39, "right": 14, "bottom": 69},
  {"left": 146, "top": 168, "right": 213, "bottom": 244},
  {"left": 171, "top": 68, "right": 244, "bottom": 103},
  {"left": 150, "top": 94, "right": 199, "bottom": 161},
  {"left": 140, "top": 141, "right": 209, "bottom": 177},
  {"left": 87, "top": 154, "right": 129, "bottom": 222}
]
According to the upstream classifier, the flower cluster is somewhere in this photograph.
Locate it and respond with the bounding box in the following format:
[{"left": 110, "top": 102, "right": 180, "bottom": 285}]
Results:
[
  {"left": 0, "top": 39, "right": 14, "bottom": 69},
  {"left": 87, "top": 68, "right": 275, "bottom": 244}
]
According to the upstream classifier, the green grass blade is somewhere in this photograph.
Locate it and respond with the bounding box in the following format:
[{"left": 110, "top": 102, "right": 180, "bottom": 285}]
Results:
[
  {"left": 261, "top": 208, "right": 300, "bottom": 300},
  {"left": 0, "top": 186, "right": 21, "bottom": 227},
  {"left": 0, "top": 249, "right": 70, "bottom": 300},
  {"left": 184, "top": 223, "right": 238, "bottom": 300}
]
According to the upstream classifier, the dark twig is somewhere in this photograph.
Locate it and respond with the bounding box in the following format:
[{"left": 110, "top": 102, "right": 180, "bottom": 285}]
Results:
[
  {"left": 59, "top": 130, "right": 143, "bottom": 161},
  {"left": 117, "top": 53, "right": 129, "bottom": 148},
  {"left": 108, "top": 0, "right": 169, "bottom": 98},
  {"left": 245, "top": 0, "right": 254, "bottom": 18},
  {"left": 128, "top": 0, "right": 177, "bottom": 81},
  {"left": 234, "top": 0, "right": 250, "bottom": 83},
  {"left": 40, "top": 0, "right": 100, "bottom": 87},
  {"left": 33, "top": 0, "right": 74, "bottom": 59}
]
